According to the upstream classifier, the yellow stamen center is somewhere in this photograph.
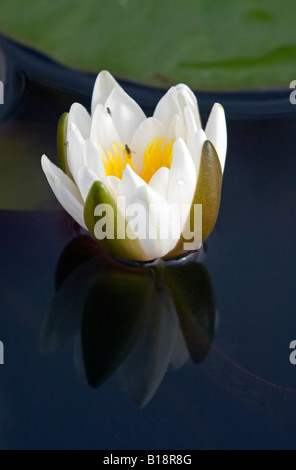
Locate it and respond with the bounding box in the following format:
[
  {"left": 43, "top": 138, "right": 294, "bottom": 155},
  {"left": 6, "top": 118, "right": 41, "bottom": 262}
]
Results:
[{"left": 102, "top": 138, "right": 174, "bottom": 183}]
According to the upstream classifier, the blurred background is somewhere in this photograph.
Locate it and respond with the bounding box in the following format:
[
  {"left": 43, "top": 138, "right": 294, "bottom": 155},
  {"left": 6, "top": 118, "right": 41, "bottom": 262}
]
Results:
[{"left": 0, "top": 0, "right": 295, "bottom": 90}]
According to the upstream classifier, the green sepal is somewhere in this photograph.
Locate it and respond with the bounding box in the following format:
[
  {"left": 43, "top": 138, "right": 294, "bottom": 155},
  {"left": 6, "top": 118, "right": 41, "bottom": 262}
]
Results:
[
  {"left": 84, "top": 180, "right": 148, "bottom": 261},
  {"left": 166, "top": 140, "right": 222, "bottom": 259}
]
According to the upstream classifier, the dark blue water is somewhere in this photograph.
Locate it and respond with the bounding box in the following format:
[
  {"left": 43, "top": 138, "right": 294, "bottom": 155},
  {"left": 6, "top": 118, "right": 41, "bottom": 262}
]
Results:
[{"left": 1, "top": 34, "right": 296, "bottom": 450}]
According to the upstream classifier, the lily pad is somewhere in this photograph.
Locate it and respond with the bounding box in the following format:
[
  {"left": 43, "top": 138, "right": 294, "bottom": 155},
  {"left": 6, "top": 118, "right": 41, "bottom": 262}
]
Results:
[{"left": 0, "top": 0, "right": 295, "bottom": 90}]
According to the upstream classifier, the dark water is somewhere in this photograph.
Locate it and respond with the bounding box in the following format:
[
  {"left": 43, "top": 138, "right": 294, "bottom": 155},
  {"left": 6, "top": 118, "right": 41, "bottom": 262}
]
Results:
[{"left": 0, "top": 34, "right": 296, "bottom": 450}]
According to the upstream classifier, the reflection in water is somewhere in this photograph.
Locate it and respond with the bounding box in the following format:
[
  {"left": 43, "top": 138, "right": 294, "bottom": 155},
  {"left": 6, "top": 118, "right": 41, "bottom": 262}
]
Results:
[{"left": 40, "top": 236, "right": 216, "bottom": 407}]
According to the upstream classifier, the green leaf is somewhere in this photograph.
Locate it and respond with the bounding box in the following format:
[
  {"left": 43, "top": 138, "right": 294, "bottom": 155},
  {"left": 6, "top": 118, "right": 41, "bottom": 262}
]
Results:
[
  {"left": 84, "top": 180, "right": 148, "bottom": 261},
  {"left": 0, "top": 0, "right": 295, "bottom": 90}
]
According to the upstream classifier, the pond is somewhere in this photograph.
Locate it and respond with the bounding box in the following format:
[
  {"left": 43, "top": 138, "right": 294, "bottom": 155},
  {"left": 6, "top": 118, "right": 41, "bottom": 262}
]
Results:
[{"left": 0, "top": 33, "right": 296, "bottom": 450}]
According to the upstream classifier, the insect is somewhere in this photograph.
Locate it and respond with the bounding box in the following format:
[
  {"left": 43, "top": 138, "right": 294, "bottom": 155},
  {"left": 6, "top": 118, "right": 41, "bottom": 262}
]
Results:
[
  {"left": 106, "top": 107, "right": 112, "bottom": 116},
  {"left": 125, "top": 144, "right": 131, "bottom": 156}
]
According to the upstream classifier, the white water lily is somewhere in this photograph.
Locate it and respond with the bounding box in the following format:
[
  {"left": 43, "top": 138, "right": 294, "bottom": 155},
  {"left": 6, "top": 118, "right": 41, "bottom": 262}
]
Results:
[{"left": 41, "top": 70, "right": 226, "bottom": 261}]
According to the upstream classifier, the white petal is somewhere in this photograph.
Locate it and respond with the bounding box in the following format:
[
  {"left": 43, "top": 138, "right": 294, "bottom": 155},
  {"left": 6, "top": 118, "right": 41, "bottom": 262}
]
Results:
[
  {"left": 41, "top": 155, "right": 86, "bottom": 229},
  {"left": 184, "top": 106, "right": 198, "bottom": 147},
  {"left": 68, "top": 103, "right": 91, "bottom": 140},
  {"left": 190, "top": 129, "right": 207, "bottom": 175},
  {"left": 130, "top": 117, "right": 167, "bottom": 174},
  {"left": 175, "top": 84, "right": 202, "bottom": 129},
  {"left": 67, "top": 122, "right": 85, "bottom": 185},
  {"left": 167, "top": 138, "right": 197, "bottom": 230},
  {"left": 84, "top": 140, "right": 107, "bottom": 183},
  {"left": 102, "top": 165, "right": 149, "bottom": 257},
  {"left": 105, "top": 86, "right": 146, "bottom": 144},
  {"left": 148, "top": 166, "right": 170, "bottom": 199},
  {"left": 77, "top": 166, "right": 99, "bottom": 201},
  {"left": 106, "top": 175, "right": 120, "bottom": 198},
  {"left": 205, "top": 103, "right": 227, "bottom": 173},
  {"left": 90, "top": 103, "right": 120, "bottom": 150},
  {"left": 153, "top": 87, "right": 182, "bottom": 129},
  {"left": 154, "top": 85, "right": 201, "bottom": 142},
  {"left": 167, "top": 113, "right": 186, "bottom": 141},
  {"left": 91, "top": 70, "right": 120, "bottom": 114},
  {"left": 131, "top": 184, "right": 181, "bottom": 259},
  {"left": 116, "top": 164, "right": 144, "bottom": 209},
  {"left": 184, "top": 106, "right": 201, "bottom": 169}
]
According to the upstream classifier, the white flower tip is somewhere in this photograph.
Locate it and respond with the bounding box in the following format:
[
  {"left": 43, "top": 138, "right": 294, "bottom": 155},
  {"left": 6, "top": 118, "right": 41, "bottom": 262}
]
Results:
[
  {"left": 91, "top": 70, "right": 119, "bottom": 114},
  {"left": 99, "top": 69, "right": 113, "bottom": 78},
  {"left": 122, "top": 163, "right": 145, "bottom": 187},
  {"left": 175, "top": 83, "right": 190, "bottom": 92},
  {"left": 41, "top": 154, "right": 50, "bottom": 171},
  {"left": 68, "top": 102, "right": 81, "bottom": 113},
  {"left": 197, "top": 128, "right": 207, "bottom": 140},
  {"left": 95, "top": 70, "right": 117, "bottom": 89},
  {"left": 205, "top": 102, "right": 227, "bottom": 173},
  {"left": 173, "top": 136, "right": 187, "bottom": 153},
  {"left": 125, "top": 163, "right": 133, "bottom": 173},
  {"left": 41, "top": 154, "right": 62, "bottom": 190},
  {"left": 212, "top": 102, "right": 226, "bottom": 120}
]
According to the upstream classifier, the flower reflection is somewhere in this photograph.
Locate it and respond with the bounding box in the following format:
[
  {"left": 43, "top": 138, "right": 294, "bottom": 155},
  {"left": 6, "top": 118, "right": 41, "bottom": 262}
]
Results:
[{"left": 40, "top": 235, "right": 216, "bottom": 407}]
